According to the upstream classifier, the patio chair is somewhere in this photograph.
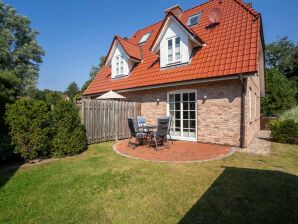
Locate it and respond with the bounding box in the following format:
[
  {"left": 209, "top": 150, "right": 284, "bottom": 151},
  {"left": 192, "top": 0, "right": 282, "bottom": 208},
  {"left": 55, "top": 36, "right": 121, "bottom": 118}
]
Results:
[
  {"left": 137, "top": 116, "right": 148, "bottom": 132},
  {"left": 127, "top": 117, "right": 147, "bottom": 149},
  {"left": 148, "top": 116, "right": 170, "bottom": 150},
  {"left": 167, "top": 115, "right": 174, "bottom": 144}
]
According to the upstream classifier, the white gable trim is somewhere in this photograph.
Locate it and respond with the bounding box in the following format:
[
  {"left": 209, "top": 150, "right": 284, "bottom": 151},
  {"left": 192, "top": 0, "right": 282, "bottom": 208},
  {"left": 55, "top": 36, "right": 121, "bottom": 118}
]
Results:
[
  {"left": 151, "top": 15, "right": 202, "bottom": 53},
  {"left": 105, "top": 40, "right": 129, "bottom": 67}
]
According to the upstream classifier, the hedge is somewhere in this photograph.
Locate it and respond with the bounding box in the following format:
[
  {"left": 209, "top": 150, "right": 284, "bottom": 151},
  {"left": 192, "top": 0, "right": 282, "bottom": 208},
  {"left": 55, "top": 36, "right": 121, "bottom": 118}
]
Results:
[
  {"left": 5, "top": 98, "right": 87, "bottom": 160},
  {"left": 269, "top": 119, "right": 298, "bottom": 144}
]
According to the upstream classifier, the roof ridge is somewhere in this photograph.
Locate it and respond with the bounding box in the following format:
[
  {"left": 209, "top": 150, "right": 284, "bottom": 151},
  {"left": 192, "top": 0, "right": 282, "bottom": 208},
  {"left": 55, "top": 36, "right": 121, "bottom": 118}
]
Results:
[
  {"left": 181, "top": 0, "right": 212, "bottom": 13},
  {"left": 117, "top": 35, "right": 138, "bottom": 46},
  {"left": 233, "top": 0, "right": 258, "bottom": 16}
]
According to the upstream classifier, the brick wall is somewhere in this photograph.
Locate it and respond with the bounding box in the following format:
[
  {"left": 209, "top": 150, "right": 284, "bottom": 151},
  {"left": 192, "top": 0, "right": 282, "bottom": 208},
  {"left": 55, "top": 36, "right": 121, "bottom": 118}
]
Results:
[
  {"left": 122, "top": 79, "right": 243, "bottom": 146},
  {"left": 245, "top": 75, "right": 261, "bottom": 146}
]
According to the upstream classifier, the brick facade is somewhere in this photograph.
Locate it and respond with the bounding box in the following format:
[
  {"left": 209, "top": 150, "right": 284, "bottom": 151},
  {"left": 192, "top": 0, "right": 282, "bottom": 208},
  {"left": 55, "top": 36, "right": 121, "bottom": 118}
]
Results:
[{"left": 120, "top": 78, "right": 255, "bottom": 147}]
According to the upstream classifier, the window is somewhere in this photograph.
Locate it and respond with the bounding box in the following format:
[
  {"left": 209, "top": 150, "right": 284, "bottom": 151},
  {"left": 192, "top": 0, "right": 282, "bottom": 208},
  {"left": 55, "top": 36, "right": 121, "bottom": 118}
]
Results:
[
  {"left": 187, "top": 13, "right": 202, "bottom": 26},
  {"left": 167, "top": 37, "right": 181, "bottom": 63},
  {"left": 249, "top": 88, "right": 252, "bottom": 119},
  {"left": 139, "top": 32, "right": 151, "bottom": 44},
  {"left": 175, "top": 37, "right": 181, "bottom": 60},
  {"left": 115, "top": 55, "right": 124, "bottom": 76},
  {"left": 168, "top": 39, "right": 173, "bottom": 62},
  {"left": 120, "top": 56, "right": 124, "bottom": 74},
  {"left": 255, "top": 93, "right": 257, "bottom": 118},
  {"left": 116, "top": 56, "right": 120, "bottom": 75}
]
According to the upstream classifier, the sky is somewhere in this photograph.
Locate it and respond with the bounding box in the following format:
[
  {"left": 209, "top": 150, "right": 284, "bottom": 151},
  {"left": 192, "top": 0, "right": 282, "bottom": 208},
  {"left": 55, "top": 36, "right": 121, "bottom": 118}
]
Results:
[{"left": 3, "top": 0, "right": 298, "bottom": 91}]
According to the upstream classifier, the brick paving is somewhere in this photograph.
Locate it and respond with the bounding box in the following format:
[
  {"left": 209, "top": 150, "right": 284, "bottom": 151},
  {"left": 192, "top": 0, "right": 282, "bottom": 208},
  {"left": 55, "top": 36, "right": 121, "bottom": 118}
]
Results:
[{"left": 114, "top": 140, "right": 234, "bottom": 163}]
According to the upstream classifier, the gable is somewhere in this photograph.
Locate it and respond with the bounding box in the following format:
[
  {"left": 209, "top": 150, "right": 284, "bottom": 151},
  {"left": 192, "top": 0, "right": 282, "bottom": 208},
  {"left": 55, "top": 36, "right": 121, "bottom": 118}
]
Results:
[{"left": 151, "top": 13, "right": 203, "bottom": 53}]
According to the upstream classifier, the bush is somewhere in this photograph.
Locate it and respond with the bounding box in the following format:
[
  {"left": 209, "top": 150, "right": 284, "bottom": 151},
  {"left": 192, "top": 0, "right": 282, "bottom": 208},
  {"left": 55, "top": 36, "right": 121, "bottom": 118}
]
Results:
[
  {"left": 51, "top": 100, "right": 87, "bottom": 157},
  {"left": 261, "top": 69, "right": 297, "bottom": 116},
  {"left": 280, "top": 105, "right": 298, "bottom": 123},
  {"left": 269, "top": 119, "right": 298, "bottom": 144},
  {"left": 5, "top": 99, "right": 52, "bottom": 160}
]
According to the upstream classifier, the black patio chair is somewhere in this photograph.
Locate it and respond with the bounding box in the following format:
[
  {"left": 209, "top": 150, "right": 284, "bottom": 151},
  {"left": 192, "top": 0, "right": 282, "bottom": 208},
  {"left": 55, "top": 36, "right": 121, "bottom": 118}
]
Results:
[
  {"left": 148, "top": 116, "right": 170, "bottom": 150},
  {"left": 127, "top": 117, "right": 147, "bottom": 149},
  {"left": 167, "top": 115, "right": 174, "bottom": 144}
]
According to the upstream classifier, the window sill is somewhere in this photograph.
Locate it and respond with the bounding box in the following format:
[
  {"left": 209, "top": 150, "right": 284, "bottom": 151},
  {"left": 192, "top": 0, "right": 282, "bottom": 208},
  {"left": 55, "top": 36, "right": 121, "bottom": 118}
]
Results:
[
  {"left": 112, "top": 74, "right": 128, "bottom": 80},
  {"left": 167, "top": 60, "right": 182, "bottom": 66}
]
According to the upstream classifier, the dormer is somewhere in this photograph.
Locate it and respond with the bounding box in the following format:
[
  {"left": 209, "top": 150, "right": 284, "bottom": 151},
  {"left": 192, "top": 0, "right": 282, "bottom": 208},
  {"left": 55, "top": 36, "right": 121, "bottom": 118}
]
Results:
[
  {"left": 151, "top": 12, "right": 204, "bottom": 69},
  {"left": 105, "top": 36, "right": 142, "bottom": 79}
]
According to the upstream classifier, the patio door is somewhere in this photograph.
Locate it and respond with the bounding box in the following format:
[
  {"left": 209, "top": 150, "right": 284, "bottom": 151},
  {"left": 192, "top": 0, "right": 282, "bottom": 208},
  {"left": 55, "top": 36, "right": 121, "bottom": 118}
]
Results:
[{"left": 168, "top": 90, "right": 197, "bottom": 141}]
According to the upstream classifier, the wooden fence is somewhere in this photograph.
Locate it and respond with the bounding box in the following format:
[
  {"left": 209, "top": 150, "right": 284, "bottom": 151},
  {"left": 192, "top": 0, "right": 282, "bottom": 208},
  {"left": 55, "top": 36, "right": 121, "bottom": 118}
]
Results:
[{"left": 82, "top": 99, "right": 141, "bottom": 144}]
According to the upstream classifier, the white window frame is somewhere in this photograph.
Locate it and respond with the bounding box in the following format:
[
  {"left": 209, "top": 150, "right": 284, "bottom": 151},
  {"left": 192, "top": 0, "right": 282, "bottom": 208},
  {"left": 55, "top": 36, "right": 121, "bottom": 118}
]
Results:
[
  {"left": 115, "top": 55, "right": 124, "bottom": 76},
  {"left": 139, "top": 32, "right": 151, "bottom": 44},
  {"left": 255, "top": 93, "right": 257, "bottom": 119},
  {"left": 187, "top": 12, "right": 202, "bottom": 26},
  {"left": 166, "top": 89, "right": 197, "bottom": 142},
  {"left": 249, "top": 88, "right": 252, "bottom": 120},
  {"left": 167, "top": 36, "right": 181, "bottom": 64}
]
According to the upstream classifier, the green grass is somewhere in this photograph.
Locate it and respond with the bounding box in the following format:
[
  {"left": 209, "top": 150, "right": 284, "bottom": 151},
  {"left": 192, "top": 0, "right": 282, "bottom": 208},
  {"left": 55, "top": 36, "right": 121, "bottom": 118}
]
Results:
[
  {"left": 280, "top": 105, "right": 298, "bottom": 122},
  {"left": 0, "top": 142, "right": 297, "bottom": 224}
]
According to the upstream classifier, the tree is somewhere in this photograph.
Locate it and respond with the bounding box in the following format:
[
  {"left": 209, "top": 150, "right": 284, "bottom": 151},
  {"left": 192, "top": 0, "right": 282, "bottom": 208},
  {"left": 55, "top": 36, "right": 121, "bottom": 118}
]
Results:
[
  {"left": 261, "top": 69, "right": 297, "bottom": 116},
  {"left": 266, "top": 37, "right": 298, "bottom": 79},
  {"left": 0, "top": 1, "right": 44, "bottom": 94},
  {"left": 0, "top": 70, "right": 19, "bottom": 160},
  {"left": 81, "top": 56, "right": 106, "bottom": 93},
  {"left": 64, "top": 82, "right": 79, "bottom": 99}
]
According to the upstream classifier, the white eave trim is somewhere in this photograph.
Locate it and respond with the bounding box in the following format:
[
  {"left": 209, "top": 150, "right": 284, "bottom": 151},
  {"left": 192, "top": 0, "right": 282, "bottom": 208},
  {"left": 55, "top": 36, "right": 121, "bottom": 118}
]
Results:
[{"left": 117, "top": 73, "right": 255, "bottom": 93}]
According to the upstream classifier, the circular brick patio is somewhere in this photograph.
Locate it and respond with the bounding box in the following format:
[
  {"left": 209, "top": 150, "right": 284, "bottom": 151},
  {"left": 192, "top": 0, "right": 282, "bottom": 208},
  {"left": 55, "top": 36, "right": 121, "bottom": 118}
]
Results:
[{"left": 113, "top": 140, "right": 234, "bottom": 163}]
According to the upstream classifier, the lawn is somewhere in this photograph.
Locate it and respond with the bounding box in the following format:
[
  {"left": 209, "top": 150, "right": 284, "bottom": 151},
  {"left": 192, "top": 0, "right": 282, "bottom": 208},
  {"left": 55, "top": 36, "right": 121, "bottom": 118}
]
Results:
[{"left": 0, "top": 142, "right": 297, "bottom": 224}]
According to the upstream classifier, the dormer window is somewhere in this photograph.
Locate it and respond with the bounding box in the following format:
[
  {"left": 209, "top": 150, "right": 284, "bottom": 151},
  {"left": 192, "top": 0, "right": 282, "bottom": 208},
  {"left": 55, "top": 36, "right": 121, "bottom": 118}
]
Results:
[
  {"left": 167, "top": 37, "right": 180, "bottom": 63},
  {"left": 139, "top": 32, "right": 151, "bottom": 44},
  {"left": 115, "top": 55, "right": 124, "bottom": 76},
  {"left": 187, "top": 13, "right": 202, "bottom": 26}
]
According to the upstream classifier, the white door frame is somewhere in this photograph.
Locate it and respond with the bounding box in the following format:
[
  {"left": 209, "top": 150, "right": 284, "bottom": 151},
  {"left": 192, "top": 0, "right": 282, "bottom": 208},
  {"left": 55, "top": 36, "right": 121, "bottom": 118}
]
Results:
[{"left": 167, "top": 89, "right": 197, "bottom": 142}]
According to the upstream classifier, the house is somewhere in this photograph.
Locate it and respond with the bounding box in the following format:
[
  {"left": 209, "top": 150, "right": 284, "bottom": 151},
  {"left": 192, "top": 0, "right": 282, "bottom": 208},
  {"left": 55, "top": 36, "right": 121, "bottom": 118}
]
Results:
[{"left": 83, "top": 0, "right": 265, "bottom": 148}]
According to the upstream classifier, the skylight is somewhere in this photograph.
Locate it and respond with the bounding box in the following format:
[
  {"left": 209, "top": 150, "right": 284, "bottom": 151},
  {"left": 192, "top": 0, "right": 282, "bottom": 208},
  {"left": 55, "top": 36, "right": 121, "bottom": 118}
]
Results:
[
  {"left": 139, "top": 32, "right": 151, "bottom": 44},
  {"left": 187, "top": 13, "right": 202, "bottom": 26}
]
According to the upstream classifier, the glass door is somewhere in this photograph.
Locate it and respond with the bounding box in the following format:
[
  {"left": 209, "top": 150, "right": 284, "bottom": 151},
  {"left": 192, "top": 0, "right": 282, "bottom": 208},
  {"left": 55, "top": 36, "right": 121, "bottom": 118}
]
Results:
[{"left": 168, "top": 90, "right": 196, "bottom": 140}]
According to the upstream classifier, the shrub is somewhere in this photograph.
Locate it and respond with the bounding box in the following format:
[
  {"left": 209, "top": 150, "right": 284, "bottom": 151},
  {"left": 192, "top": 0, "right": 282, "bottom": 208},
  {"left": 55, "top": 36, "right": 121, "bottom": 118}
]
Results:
[
  {"left": 261, "top": 69, "right": 297, "bottom": 116},
  {"left": 51, "top": 100, "right": 87, "bottom": 157},
  {"left": 280, "top": 105, "right": 298, "bottom": 123},
  {"left": 269, "top": 119, "right": 298, "bottom": 144},
  {"left": 5, "top": 99, "right": 52, "bottom": 160}
]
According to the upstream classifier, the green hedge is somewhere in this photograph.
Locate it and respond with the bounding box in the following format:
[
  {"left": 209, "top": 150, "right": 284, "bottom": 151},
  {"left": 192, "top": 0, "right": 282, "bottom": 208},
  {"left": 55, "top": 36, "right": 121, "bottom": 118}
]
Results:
[
  {"left": 269, "top": 119, "right": 298, "bottom": 144},
  {"left": 51, "top": 100, "right": 87, "bottom": 157},
  {"left": 5, "top": 98, "right": 87, "bottom": 160},
  {"left": 5, "top": 99, "right": 52, "bottom": 159}
]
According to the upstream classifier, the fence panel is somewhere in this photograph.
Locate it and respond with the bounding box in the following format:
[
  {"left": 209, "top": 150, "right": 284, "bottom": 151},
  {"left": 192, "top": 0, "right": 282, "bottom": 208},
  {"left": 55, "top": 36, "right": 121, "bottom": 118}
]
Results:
[{"left": 82, "top": 99, "right": 141, "bottom": 144}]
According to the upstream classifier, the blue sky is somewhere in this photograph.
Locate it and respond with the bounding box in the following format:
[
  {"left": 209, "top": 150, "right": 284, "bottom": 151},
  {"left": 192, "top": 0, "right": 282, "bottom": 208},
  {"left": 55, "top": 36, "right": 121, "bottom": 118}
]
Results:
[{"left": 3, "top": 0, "right": 298, "bottom": 91}]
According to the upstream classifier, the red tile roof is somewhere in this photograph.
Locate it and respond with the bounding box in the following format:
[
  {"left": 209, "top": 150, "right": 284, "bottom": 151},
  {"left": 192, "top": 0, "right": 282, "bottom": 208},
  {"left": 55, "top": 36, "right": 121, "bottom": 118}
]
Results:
[{"left": 84, "top": 0, "right": 262, "bottom": 95}]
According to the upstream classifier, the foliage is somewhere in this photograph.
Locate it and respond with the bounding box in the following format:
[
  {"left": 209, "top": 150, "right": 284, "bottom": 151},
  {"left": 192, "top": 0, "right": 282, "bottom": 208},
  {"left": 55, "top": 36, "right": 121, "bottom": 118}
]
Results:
[
  {"left": 5, "top": 99, "right": 52, "bottom": 160},
  {"left": 51, "top": 100, "right": 87, "bottom": 157},
  {"left": 280, "top": 106, "right": 298, "bottom": 123},
  {"left": 265, "top": 36, "right": 298, "bottom": 80},
  {"left": 81, "top": 56, "right": 106, "bottom": 93},
  {"left": 0, "top": 1, "right": 44, "bottom": 94},
  {"left": 269, "top": 119, "right": 298, "bottom": 144},
  {"left": 64, "top": 82, "right": 79, "bottom": 99},
  {"left": 0, "top": 70, "right": 19, "bottom": 160},
  {"left": 261, "top": 69, "right": 297, "bottom": 116},
  {"left": 25, "top": 87, "right": 63, "bottom": 105}
]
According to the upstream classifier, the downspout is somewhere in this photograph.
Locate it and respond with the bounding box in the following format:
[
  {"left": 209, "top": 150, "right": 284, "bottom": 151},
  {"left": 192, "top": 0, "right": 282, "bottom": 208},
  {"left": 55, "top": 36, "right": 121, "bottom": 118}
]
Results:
[{"left": 239, "top": 75, "right": 247, "bottom": 148}]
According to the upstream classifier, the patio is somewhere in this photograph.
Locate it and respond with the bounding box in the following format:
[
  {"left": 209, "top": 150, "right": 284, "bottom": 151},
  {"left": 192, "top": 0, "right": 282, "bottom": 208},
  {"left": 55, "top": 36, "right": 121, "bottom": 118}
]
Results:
[{"left": 114, "top": 140, "right": 234, "bottom": 163}]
